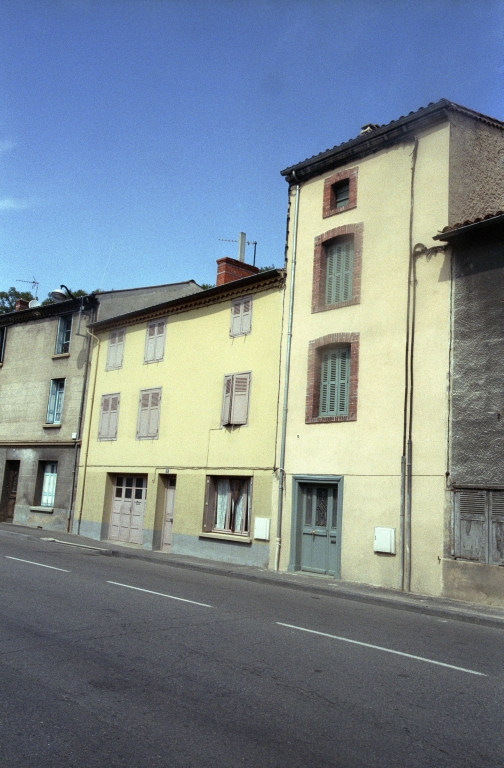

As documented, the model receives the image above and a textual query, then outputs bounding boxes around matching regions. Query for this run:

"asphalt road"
[1,530,503,768]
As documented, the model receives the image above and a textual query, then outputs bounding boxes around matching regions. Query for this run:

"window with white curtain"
[202,476,251,536]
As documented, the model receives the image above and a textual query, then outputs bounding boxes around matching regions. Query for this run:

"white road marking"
[277,622,487,677]
[107,581,212,607]
[5,556,70,572]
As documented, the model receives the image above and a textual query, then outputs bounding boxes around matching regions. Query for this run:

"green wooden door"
[300,485,339,575]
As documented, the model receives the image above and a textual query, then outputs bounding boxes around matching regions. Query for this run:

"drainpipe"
[400,136,418,591]
[67,303,96,532]
[275,177,300,571]
[76,327,101,535]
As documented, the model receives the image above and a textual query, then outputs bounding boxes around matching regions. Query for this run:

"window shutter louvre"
[230,301,243,336]
[456,490,487,562]
[138,391,151,437]
[221,375,233,425]
[154,320,165,361]
[230,373,250,425]
[342,240,353,301]
[145,323,156,362]
[320,349,349,416]
[99,395,110,438]
[109,395,119,438]
[325,239,353,304]
[147,390,161,438]
[241,298,252,334]
[490,491,504,564]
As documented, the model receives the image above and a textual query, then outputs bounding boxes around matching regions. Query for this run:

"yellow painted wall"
[277,123,452,595]
[76,284,283,562]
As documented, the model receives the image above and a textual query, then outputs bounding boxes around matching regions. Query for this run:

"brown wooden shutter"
[230,373,251,425]
[202,476,217,532]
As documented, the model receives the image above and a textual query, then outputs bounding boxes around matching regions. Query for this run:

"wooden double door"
[110,475,147,544]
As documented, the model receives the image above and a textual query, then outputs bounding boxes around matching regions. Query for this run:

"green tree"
[0,287,34,314]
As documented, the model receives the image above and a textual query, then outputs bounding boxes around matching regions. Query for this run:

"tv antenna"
[219,232,257,266]
[16,277,39,299]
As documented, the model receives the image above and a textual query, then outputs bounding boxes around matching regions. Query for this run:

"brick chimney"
[216,257,259,286]
[15,299,29,311]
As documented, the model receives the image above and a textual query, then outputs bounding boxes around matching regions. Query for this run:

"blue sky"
[1,0,502,299]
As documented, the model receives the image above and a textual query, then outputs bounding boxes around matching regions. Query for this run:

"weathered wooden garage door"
[300,484,339,576]
[110,476,147,544]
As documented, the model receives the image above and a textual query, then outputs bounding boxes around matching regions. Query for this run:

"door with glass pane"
[300,484,339,575]
[110,475,147,544]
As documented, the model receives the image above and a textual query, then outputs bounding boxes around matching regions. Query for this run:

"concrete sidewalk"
[2,521,504,630]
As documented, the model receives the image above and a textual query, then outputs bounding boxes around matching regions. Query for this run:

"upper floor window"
[144,319,165,363]
[106,329,125,370]
[319,348,350,417]
[137,388,162,439]
[312,223,363,313]
[325,238,353,305]
[306,334,359,424]
[41,462,58,507]
[98,393,120,440]
[221,372,251,426]
[323,167,357,219]
[55,315,72,355]
[0,327,6,364]
[46,379,65,424]
[202,476,251,536]
[230,296,252,337]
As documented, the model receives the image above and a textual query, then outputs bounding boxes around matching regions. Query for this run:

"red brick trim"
[305,333,359,424]
[323,167,358,219]
[312,223,363,313]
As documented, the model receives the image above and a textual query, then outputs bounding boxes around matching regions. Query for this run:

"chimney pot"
[15,299,30,311]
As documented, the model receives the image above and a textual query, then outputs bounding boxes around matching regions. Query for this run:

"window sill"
[323,202,357,219]
[306,414,357,424]
[199,532,252,544]
[30,506,54,514]
[43,423,62,429]
[52,353,70,359]
[312,296,360,313]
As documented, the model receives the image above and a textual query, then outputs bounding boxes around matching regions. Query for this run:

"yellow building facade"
[274,101,504,598]
[75,266,284,567]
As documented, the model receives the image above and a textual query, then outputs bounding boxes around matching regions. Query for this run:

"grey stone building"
[434,213,504,603]
[0,280,201,531]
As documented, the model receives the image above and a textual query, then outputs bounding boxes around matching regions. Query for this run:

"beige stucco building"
[74,261,285,567]
[273,100,504,601]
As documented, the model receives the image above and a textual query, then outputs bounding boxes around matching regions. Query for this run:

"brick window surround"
[312,223,363,313]
[306,333,359,424]
[323,167,358,219]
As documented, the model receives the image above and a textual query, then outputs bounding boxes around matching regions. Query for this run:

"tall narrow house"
[275,100,504,603]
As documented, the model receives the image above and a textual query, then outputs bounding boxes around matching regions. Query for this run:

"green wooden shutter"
[326,239,353,304]
[319,349,349,416]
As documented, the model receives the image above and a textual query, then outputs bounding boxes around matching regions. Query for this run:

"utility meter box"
[374,527,396,554]
[254,517,270,541]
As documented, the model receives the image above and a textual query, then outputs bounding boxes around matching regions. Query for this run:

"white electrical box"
[71,432,78,440]
[374,527,396,554]
[254,517,270,541]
